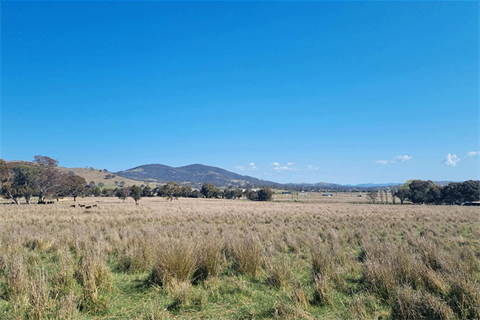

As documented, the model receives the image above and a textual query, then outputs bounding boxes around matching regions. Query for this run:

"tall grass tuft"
[28,269,54,320]
[391,286,455,320]
[229,234,262,277]
[55,291,80,320]
[5,254,29,303]
[149,237,199,288]
[195,236,223,281]
[446,277,480,320]
[264,255,292,290]
[52,247,77,297]
[75,249,111,314]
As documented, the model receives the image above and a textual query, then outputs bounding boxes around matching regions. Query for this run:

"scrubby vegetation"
[0,197,478,319]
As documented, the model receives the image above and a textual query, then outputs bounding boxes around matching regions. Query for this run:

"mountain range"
[116,164,280,188]
[115,163,406,189]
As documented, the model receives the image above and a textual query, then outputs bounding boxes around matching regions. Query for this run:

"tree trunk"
[13,196,20,205]
[73,195,77,202]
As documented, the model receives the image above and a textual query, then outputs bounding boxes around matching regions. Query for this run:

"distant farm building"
[464,201,480,206]
[322,193,333,197]
[282,191,292,195]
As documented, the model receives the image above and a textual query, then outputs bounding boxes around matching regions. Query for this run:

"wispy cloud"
[235,162,257,171]
[395,155,413,162]
[271,162,298,172]
[444,153,460,167]
[467,151,479,157]
[375,155,412,164]
[306,165,320,170]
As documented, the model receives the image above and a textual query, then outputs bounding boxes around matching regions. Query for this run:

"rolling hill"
[116,164,280,188]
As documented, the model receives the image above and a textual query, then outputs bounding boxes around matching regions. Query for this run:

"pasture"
[0,196,479,319]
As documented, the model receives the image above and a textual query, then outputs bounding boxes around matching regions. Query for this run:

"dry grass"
[0,196,478,319]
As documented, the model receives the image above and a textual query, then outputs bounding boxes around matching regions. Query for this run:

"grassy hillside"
[57,167,146,189]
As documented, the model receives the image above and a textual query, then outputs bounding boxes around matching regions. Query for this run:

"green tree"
[92,187,102,197]
[102,188,114,197]
[0,159,9,187]
[33,155,65,202]
[244,188,258,201]
[234,188,243,199]
[142,185,153,197]
[130,185,142,203]
[161,181,180,200]
[1,165,40,204]
[180,185,192,198]
[62,175,87,201]
[201,183,216,198]
[223,189,235,199]
[257,186,273,201]
[115,187,129,202]
[397,183,410,205]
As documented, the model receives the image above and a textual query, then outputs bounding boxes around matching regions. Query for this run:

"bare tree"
[379,189,384,204]
[390,185,397,204]
[366,191,378,204]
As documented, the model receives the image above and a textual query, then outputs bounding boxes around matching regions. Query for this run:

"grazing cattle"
[79,205,85,207]
[70,205,76,208]
[92,205,97,207]
[38,201,46,204]
[85,206,92,209]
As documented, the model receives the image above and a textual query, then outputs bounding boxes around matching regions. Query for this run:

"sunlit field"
[0,196,479,319]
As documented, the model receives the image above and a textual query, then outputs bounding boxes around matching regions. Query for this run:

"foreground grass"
[0,197,478,319]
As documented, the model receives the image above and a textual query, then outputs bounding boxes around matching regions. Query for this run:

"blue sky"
[1,1,479,185]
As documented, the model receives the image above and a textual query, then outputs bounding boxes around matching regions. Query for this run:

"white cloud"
[375,155,412,164]
[235,162,257,171]
[306,165,320,170]
[467,151,479,157]
[395,155,413,162]
[270,162,298,172]
[444,153,460,167]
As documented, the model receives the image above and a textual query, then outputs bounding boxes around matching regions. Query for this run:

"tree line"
[0,157,274,204]
[367,179,479,205]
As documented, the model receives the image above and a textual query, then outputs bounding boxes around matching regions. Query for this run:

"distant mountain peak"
[116,163,278,188]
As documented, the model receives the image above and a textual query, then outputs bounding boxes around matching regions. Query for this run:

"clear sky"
[1,1,479,185]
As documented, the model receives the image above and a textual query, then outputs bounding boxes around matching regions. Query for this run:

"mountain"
[345,183,401,188]
[286,182,343,189]
[116,164,280,188]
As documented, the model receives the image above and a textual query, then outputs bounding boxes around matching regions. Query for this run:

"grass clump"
[391,286,455,320]
[75,249,112,314]
[229,234,262,277]
[149,237,199,289]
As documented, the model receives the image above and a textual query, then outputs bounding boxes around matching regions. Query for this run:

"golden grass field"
[0,195,479,319]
